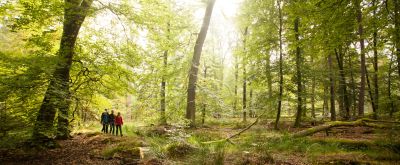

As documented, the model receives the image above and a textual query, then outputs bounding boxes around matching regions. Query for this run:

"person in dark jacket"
[108,110,116,135]
[115,112,123,136]
[100,109,109,133]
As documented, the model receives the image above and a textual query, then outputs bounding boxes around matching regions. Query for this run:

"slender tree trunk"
[242,27,248,123]
[335,48,350,120]
[328,54,336,121]
[160,23,170,125]
[355,0,366,117]
[365,66,377,118]
[275,0,283,129]
[160,49,168,125]
[372,0,379,120]
[32,0,93,142]
[323,84,328,118]
[394,0,400,76]
[302,84,307,118]
[348,54,357,119]
[242,63,247,122]
[234,56,238,116]
[186,0,216,127]
[311,57,316,119]
[201,67,207,125]
[294,17,303,127]
[249,88,253,118]
[389,50,395,117]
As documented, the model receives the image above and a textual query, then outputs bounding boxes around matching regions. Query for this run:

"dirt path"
[1,133,128,165]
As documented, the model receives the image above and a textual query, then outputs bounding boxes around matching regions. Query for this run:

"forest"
[0,0,400,164]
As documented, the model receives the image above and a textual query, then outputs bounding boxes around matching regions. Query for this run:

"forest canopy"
[0,0,400,164]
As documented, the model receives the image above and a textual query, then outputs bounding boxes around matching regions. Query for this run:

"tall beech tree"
[355,0,366,117]
[186,0,216,126]
[275,0,284,130]
[33,0,93,141]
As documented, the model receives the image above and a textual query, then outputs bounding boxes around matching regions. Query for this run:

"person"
[100,109,109,133]
[115,112,123,136]
[108,110,116,135]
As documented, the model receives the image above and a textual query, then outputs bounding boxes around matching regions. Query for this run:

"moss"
[102,140,143,159]
[166,142,196,158]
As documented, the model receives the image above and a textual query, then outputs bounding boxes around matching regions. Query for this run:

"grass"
[70,120,400,164]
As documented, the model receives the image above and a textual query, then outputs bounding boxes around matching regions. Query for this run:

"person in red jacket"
[115,112,123,136]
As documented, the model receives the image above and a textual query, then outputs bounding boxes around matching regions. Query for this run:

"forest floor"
[1,118,400,164]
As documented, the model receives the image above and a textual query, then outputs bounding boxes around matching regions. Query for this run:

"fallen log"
[291,118,400,138]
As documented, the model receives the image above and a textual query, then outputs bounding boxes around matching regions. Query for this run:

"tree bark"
[328,54,336,121]
[388,50,395,117]
[348,54,357,119]
[160,23,170,125]
[372,0,379,120]
[355,0,366,117]
[201,67,207,125]
[242,27,248,123]
[160,49,168,125]
[365,66,377,118]
[394,0,400,77]
[249,88,253,118]
[186,0,216,127]
[323,84,328,118]
[294,17,303,127]
[275,0,284,130]
[311,57,316,119]
[334,48,350,120]
[234,56,238,116]
[32,0,93,142]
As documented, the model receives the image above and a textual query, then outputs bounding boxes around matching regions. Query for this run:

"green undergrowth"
[102,140,144,159]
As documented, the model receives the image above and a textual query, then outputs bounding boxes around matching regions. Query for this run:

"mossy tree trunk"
[33,0,93,142]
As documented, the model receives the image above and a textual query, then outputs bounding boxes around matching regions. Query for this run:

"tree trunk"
[394,0,400,77]
[186,0,216,127]
[328,54,336,121]
[372,0,379,120]
[243,62,247,123]
[275,0,284,130]
[323,84,328,118]
[365,66,377,118]
[335,48,350,120]
[311,57,316,119]
[355,0,366,117]
[234,56,238,116]
[242,27,249,123]
[389,50,395,117]
[201,67,207,125]
[32,0,93,142]
[249,88,253,118]
[348,54,357,119]
[160,23,170,125]
[291,118,400,138]
[294,17,303,127]
[160,49,168,125]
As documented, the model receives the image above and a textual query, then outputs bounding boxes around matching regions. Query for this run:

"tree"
[355,0,366,117]
[186,0,216,127]
[275,0,284,130]
[293,17,303,127]
[33,0,93,142]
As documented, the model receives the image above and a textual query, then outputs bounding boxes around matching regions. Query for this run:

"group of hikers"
[100,109,124,136]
